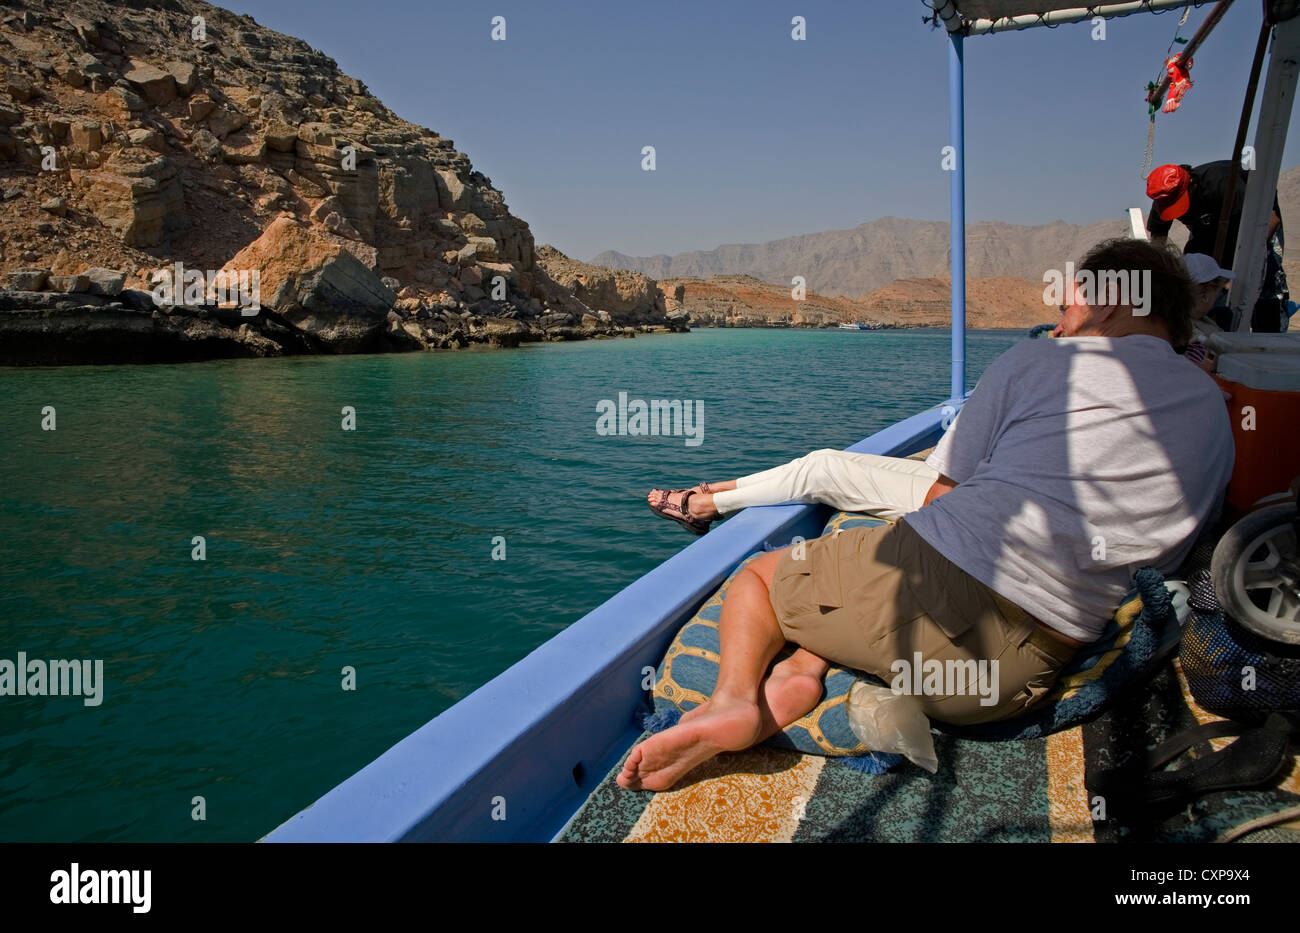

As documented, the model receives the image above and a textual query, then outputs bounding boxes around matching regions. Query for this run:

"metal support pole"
[948,31,966,399]
[1229,15,1300,330]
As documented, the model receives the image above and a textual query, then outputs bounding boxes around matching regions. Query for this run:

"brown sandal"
[648,488,711,535]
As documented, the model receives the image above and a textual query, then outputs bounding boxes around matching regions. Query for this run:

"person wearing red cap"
[1145,161,1287,332]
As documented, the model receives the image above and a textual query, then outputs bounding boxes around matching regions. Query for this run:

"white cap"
[1183,253,1234,284]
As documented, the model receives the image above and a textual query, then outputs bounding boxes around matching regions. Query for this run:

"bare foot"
[616,697,763,791]
[762,668,826,730]
[678,701,709,724]
[681,652,826,727]
[687,490,718,521]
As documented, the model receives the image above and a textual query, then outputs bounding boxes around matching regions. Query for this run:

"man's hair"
[1077,237,1194,349]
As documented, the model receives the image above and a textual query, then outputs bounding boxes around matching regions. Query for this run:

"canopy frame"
[935,0,1299,393]
[932,0,1216,36]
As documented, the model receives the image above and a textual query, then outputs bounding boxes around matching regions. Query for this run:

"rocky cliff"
[0,0,677,364]
[535,244,681,329]
[662,275,869,328]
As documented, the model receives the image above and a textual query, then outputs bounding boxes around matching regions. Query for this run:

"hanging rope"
[1141,115,1156,179]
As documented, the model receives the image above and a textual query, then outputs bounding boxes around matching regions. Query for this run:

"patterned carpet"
[557,659,1300,843]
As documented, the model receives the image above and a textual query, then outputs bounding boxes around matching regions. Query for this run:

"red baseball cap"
[1147,164,1191,221]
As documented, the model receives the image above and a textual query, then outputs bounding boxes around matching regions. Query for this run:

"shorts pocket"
[927,604,973,641]
[1003,641,1065,711]
[771,553,818,624]
[807,543,845,610]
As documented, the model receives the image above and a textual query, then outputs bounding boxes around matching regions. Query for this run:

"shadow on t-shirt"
[896,335,1234,643]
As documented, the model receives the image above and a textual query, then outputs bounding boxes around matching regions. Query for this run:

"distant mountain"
[595,166,1300,298]
[594,217,1123,299]
[859,275,1049,329]
[1279,164,1300,232]
[1279,165,1300,282]
[663,273,1048,330]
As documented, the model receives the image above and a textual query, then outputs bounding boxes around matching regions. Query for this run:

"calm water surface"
[0,327,1021,840]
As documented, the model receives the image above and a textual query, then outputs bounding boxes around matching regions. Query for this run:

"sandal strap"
[653,488,691,518]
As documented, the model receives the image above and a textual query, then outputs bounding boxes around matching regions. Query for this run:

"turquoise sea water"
[0,327,1021,841]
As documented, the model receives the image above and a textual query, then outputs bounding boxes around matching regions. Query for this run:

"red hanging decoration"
[1163,55,1193,113]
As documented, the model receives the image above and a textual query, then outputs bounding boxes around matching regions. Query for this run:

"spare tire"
[1210,503,1300,645]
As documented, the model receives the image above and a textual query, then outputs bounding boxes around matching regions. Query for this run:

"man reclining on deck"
[618,238,1234,792]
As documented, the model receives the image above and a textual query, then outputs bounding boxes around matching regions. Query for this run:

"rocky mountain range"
[600,166,1300,327]
[596,216,1127,300]
[0,0,678,365]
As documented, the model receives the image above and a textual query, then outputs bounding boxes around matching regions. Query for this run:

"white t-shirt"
[903,335,1234,642]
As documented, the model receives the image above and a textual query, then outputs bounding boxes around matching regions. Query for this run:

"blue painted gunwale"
[263,401,959,842]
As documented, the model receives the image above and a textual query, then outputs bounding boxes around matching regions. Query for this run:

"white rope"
[1141,116,1156,180]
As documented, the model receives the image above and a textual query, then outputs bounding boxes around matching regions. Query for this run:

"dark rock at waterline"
[0,302,262,366]
[0,289,113,312]
[0,289,687,366]
[538,311,576,330]
[479,316,530,348]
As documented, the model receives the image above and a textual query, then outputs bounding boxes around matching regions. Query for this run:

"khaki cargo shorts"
[768,519,1076,725]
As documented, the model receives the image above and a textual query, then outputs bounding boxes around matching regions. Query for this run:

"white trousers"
[710,449,939,521]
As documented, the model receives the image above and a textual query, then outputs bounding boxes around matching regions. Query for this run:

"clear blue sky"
[224,0,1296,261]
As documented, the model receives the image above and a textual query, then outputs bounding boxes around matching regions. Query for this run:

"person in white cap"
[1181,253,1233,370]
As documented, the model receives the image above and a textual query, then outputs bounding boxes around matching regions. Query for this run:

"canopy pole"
[1228,13,1300,331]
[948,30,966,400]
[1212,19,1269,269]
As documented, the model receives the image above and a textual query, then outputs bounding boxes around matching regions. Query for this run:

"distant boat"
[838,322,881,330]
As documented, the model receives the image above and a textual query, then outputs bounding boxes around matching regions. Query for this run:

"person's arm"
[922,474,958,505]
[1147,205,1172,246]
[923,343,1019,489]
[1269,210,1281,240]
